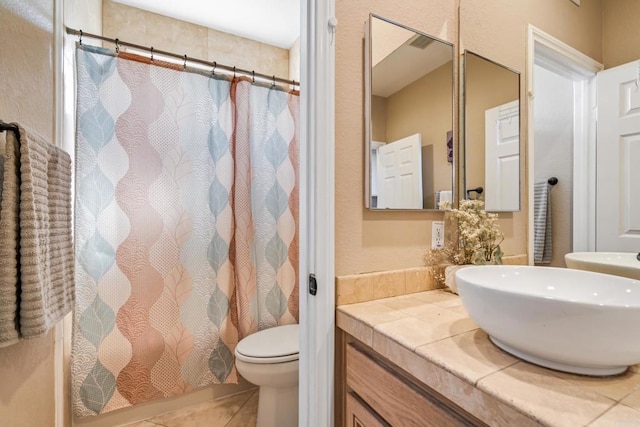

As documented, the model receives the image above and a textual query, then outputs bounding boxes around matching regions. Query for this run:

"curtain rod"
[65,27,298,88]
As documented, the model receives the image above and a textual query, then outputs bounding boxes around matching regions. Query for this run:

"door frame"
[299,1,336,426]
[526,25,603,264]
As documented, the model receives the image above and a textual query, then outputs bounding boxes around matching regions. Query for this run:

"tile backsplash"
[335,254,528,306]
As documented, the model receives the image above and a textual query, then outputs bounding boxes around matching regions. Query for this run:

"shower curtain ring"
[272,75,276,87]
[252,71,255,84]
[211,61,216,76]
[233,66,236,78]
[183,54,188,70]
[150,47,154,61]
[79,30,83,45]
[115,38,120,53]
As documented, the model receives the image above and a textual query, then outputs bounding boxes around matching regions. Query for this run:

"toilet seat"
[235,324,299,364]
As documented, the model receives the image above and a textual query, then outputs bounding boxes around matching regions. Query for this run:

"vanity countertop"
[337,290,640,426]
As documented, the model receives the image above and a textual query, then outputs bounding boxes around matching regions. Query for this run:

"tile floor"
[124,389,258,427]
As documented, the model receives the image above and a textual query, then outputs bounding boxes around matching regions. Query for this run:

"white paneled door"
[376,133,423,209]
[485,100,520,211]
[597,60,640,251]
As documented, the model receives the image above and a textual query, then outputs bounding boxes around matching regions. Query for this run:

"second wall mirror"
[365,14,455,210]
[463,50,521,211]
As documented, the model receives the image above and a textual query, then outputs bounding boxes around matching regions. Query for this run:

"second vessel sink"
[455,265,640,376]
[565,252,640,280]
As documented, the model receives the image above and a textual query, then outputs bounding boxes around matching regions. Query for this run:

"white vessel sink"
[455,265,640,376]
[565,252,640,280]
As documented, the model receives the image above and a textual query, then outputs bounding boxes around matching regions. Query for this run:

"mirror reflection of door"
[365,14,454,210]
[375,134,423,209]
[464,50,521,212]
[485,100,520,211]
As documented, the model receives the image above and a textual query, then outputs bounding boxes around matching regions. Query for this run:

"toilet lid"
[235,324,299,363]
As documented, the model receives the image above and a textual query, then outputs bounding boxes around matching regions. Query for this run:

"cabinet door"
[346,392,389,427]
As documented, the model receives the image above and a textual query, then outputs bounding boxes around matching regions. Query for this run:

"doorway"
[527,26,603,266]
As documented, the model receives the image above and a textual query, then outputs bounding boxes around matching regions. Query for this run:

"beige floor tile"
[478,362,617,426]
[122,421,162,427]
[589,403,640,426]
[226,390,259,427]
[416,329,518,384]
[147,390,254,427]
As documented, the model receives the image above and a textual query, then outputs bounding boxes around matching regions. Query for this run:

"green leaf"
[80,233,115,282]
[79,360,116,414]
[79,295,116,347]
[265,234,287,270]
[265,285,287,321]
[265,183,288,219]
[207,232,229,272]
[207,286,229,326]
[78,168,114,216]
[208,178,229,217]
[208,341,234,382]
[79,103,115,154]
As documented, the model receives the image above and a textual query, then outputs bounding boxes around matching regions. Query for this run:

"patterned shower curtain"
[72,45,299,417]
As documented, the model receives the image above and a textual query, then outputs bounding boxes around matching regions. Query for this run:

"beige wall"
[385,62,454,196]
[460,0,603,258]
[335,0,458,276]
[603,0,640,69]
[464,54,519,191]
[103,0,289,80]
[0,0,63,425]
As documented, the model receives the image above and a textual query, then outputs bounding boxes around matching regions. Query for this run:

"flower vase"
[444,265,471,294]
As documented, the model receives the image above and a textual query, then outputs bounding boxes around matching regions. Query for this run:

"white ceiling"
[112,0,300,49]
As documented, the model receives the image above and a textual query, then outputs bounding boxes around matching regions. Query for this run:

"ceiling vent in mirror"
[407,34,434,50]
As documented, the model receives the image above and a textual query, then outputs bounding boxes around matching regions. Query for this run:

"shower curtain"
[72,44,299,417]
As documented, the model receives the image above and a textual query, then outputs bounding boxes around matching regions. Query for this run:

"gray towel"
[0,132,21,347]
[17,124,74,338]
[534,180,552,264]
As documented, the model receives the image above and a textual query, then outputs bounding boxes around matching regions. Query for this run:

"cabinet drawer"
[346,392,389,427]
[346,342,479,427]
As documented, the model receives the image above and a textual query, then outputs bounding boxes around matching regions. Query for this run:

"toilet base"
[256,385,298,427]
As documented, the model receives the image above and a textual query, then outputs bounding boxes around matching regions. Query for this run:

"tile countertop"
[336,290,640,427]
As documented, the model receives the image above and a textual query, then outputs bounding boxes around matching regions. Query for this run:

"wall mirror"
[463,50,521,211]
[365,14,455,210]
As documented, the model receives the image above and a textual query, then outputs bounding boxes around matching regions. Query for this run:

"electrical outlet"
[432,221,445,249]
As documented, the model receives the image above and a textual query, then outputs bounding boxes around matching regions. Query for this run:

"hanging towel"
[534,180,553,264]
[16,124,74,338]
[0,132,21,347]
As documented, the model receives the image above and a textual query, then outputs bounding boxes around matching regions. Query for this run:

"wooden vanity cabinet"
[338,332,485,427]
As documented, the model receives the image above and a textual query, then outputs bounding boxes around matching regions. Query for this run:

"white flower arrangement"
[426,200,504,283]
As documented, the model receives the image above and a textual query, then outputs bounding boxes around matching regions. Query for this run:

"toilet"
[235,324,299,427]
